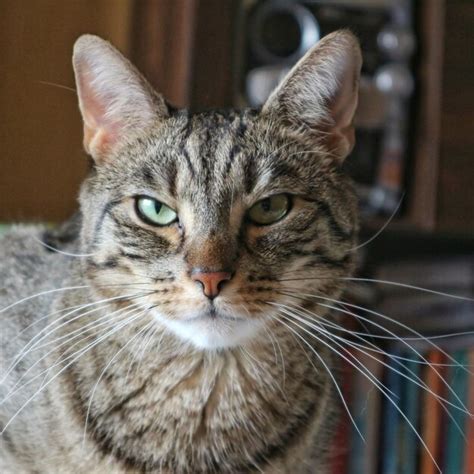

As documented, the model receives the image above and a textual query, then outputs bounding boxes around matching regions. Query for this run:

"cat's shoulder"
[0,224,51,263]
[0,215,81,262]
[0,224,73,304]
[0,224,77,345]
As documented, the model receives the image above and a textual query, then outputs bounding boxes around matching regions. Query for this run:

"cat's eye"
[248,194,291,226]
[135,196,178,226]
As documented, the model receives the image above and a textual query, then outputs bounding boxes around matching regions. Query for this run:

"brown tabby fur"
[0,31,361,473]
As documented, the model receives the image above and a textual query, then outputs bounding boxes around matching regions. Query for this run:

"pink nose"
[191,271,232,299]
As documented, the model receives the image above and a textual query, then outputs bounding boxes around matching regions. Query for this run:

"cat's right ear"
[73,35,169,162]
[262,30,362,162]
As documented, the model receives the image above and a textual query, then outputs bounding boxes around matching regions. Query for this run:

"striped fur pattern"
[0,31,361,473]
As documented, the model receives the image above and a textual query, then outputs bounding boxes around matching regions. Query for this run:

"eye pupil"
[248,194,291,226]
[135,196,177,227]
[261,199,271,212]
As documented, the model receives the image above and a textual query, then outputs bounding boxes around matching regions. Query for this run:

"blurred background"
[0,1,473,472]
[1,0,473,233]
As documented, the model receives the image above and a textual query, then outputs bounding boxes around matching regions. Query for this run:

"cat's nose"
[191,270,232,299]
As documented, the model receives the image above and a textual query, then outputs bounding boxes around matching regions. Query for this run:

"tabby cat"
[0,30,361,473]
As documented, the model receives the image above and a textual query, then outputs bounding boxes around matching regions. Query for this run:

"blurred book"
[331,356,353,474]
[443,350,469,474]
[379,348,402,474]
[419,351,446,474]
[464,349,474,474]
[332,342,473,473]
[398,355,421,474]
[347,350,383,474]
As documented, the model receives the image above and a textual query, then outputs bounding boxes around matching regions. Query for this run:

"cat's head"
[73,31,361,350]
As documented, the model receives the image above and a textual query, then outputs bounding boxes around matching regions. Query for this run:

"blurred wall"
[0,0,133,222]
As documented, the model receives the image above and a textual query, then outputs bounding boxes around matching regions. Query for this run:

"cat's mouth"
[151,305,265,349]
[187,306,244,322]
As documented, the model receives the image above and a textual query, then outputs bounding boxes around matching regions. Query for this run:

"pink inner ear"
[325,65,359,158]
[77,64,123,159]
[331,86,357,132]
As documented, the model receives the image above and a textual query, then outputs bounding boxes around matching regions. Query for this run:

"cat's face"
[74,32,361,349]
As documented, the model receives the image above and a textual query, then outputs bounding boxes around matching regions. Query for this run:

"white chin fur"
[152,310,264,350]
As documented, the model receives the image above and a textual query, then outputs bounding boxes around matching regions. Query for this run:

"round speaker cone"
[249,1,320,64]
[261,11,301,58]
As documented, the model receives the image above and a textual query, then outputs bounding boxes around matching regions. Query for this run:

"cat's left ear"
[73,35,169,162]
[263,30,362,161]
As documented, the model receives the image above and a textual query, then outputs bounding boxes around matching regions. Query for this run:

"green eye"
[248,194,291,225]
[135,197,178,226]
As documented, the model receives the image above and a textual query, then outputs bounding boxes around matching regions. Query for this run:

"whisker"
[272,311,321,382]
[265,310,365,443]
[0,281,156,315]
[262,324,285,388]
[277,300,469,366]
[46,305,148,374]
[274,308,442,473]
[343,277,474,303]
[15,299,124,341]
[37,80,76,93]
[31,300,148,352]
[348,193,404,252]
[12,281,155,340]
[82,316,156,445]
[274,275,474,303]
[271,330,286,390]
[132,325,162,380]
[37,322,115,393]
[253,303,287,400]
[123,321,158,385]
[277,302,468,433]
[1,292,153,384]
[279,290,472,414]
[2,303,148,401]
[0,286,91,314]
[0,309,149,433]
[31,236,96,258]
[2,302,113,385]
[239,346,262,378]
[243,302,287,390]
[274,305,396,397]
[330,332,467,439]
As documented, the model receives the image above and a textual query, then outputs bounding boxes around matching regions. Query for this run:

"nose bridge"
[186,230,236,273]
[183,192,237,272]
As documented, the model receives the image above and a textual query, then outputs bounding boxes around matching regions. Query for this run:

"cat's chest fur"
[0,227,334,474]
[53,299,331,474]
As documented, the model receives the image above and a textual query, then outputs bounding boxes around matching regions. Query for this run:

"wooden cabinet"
[408,0,474,234]
[436,1,474,233]
[0,0,133,222]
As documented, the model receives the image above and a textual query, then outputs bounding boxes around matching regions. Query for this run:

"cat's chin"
[151,309,265,350]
